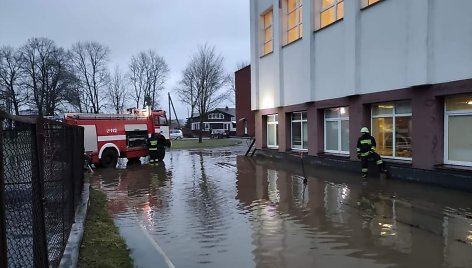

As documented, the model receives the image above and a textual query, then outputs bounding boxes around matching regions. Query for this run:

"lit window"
[324,107,349,154]
[361,0,382,9]
[262,9,273,55]
[286,0,303,44]
[291,111,308,150]
[371,101,412,159]
[445,94,472,166]
[320,0,344,29]
[267,114,279,148]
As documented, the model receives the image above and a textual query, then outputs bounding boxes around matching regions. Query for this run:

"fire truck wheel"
[100,148,118,168]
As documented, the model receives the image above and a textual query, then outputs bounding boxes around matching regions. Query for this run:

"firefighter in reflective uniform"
[147,134,159,163]
[155,131,168,161]
[357,127,388,178]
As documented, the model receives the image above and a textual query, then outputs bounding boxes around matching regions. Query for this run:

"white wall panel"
[282,41,310,106]
[258,54,277,109]
[359,0,408,94]
[432,0,472,84]
[313,23,346,101]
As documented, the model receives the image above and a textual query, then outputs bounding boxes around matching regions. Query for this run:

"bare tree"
[0,46,25,115]
[70,41,110,113]
[178,44,231,143]
[107,66,128,113]
[176,60,198,126]
[19,37,75,116]
[128,50,169,109]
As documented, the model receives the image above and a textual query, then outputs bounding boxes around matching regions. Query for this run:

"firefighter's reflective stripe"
[356,148,360,152]
[361,152,370,157]
[360,139,372,145]
[362,168,368,172]
[376,160,383,165]
[149,140,158,150]
[371,147,376,152]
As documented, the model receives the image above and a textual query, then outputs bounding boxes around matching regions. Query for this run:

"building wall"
[252,0,472,107]
[250,0,472,175]
[235,66,255,137]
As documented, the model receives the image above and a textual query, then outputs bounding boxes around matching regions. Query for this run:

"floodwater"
[90,142,472,268]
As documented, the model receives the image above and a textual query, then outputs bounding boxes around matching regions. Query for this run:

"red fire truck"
[64,109,170,168]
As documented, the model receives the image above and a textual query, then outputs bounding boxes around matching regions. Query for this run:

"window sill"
[259,51,273,59]
[318,152,350,159]
[314,18,343,33]
[435,164,472,173]
[361,0,384,11]
[382,158,412,167]
[282,37,302,48]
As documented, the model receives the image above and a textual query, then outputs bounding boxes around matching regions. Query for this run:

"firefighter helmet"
[360,127,369,133]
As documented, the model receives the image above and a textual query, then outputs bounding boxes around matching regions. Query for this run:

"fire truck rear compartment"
[126,130,148,148]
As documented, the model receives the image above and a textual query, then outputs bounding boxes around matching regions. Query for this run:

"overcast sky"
[0,0,250,119]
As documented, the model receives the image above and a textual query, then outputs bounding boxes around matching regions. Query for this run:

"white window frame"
[371,102,412,160]
[444,98,472,167]
[319,0,344,29]
[261,9,273,56]
[284,0,303,45]
[324,107,349,154]
[208,113,224,120]
[267,114,279,149]
[291,111,308,151]
[361,0,381,9]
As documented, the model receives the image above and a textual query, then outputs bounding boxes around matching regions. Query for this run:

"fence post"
[32,118,49,267]
[0,118,8,268]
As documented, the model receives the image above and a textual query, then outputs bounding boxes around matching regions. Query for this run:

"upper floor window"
[262,9,273,55]
[286,0,303,44]
[320,0,344,29]
[361,0,381,8]
[208,113,224,120]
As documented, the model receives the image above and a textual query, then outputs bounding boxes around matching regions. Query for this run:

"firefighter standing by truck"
[357,127,388,178]
[147,134,159,163]
[147,131,169,164]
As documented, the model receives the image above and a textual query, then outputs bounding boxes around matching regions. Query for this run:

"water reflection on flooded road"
[91,147,472,268]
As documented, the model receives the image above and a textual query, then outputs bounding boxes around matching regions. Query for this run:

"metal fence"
[0,110,84,268]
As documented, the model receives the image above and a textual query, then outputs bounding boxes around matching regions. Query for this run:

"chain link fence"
[0,110,84,268]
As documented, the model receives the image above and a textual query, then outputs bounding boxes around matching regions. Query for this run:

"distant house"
[188,107,236,136]
[235,65,254,137]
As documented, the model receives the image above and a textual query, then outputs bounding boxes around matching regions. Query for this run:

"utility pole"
[168,92,181,129]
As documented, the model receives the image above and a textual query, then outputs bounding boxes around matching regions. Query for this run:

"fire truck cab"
[64,109,170,168]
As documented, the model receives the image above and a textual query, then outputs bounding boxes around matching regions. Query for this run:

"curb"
[59,183,90,268]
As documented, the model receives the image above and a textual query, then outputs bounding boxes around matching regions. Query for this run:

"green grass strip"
[78,188,133,268]
[170,138,242,149]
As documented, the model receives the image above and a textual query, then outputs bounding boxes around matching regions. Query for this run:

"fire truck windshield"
[154,115,167,126]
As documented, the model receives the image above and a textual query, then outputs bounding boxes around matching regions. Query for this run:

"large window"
[361,0,381,8]
[324,107,349,154]
[371,101,412,159]
[262,9,273,55]
[445,94,472,166]
[291,111,308,150]
[320,0,344,29]
[267,114,279,148]
[286,0,303,44]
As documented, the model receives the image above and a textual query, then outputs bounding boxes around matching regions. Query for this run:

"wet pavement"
[90,141,472,268]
